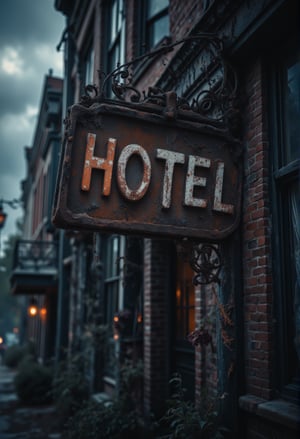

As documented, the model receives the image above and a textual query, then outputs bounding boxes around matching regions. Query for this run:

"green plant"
[113,309,133,336]
[17,353,37,370]
[119,358,143,410]
[64,358,145,439]
[52,353,90,420]
[14,358,53,405]
[3,344,25,368]
[65,399,139,439]
[158,374,223,439]
[3,340,36,369]
[52,324,109,423]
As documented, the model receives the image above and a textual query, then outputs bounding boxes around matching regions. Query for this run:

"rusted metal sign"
[52,101,242,240]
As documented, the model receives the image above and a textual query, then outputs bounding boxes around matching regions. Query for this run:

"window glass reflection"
[285,60,300,162]
[175,256,195,339]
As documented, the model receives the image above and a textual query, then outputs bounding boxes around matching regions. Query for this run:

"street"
[0,364,61,439]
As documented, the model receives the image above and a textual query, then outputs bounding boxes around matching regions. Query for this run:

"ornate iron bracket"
[177,240,222,285]
[77,33,238,283]
[190,243,222,285]
[79,32,240,137]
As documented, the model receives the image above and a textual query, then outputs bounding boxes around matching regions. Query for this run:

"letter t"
[156,149,185,208]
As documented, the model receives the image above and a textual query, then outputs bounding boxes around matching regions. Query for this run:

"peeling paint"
[117,144,151,201]
[213,162,234,214]
[53,103,241,240]
[184,155,211,208]
[81,133,116,196]
[156,148,185,209]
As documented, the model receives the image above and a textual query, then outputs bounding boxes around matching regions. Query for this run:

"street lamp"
[40,307,47,321]
[0,198,21,253]
[0,198,21,229]
[0,203,7,230]
[28,298,38,317]
[27,299,47,320]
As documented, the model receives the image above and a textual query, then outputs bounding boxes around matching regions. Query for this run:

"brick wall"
[125,0,136,63]
[170,0,204,39]
[242,57,274,400]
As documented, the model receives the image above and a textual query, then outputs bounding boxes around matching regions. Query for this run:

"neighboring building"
[11,0,299,438]
[10,73,63,362]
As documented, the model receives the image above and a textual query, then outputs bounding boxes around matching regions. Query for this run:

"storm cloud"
[0,0,64,248]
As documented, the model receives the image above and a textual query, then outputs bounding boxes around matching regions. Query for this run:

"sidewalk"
[0,364,62,439]
[0,364,17,403]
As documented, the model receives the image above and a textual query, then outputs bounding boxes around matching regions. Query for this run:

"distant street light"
[0,203,7,230]
[0,198,22,254]
[28,298,38,317]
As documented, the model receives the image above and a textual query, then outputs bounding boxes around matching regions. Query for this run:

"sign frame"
[52,99,242,241]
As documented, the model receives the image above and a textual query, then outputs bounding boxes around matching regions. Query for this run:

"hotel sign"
[52,102,242,240]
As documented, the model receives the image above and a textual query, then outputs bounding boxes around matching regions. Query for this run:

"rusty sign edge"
[52,101,242,240]
[52,204,242,241]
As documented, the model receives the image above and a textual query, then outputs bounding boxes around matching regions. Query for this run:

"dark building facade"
[10,73,63,361]
[53,0,300,437]
[12,0,299,438]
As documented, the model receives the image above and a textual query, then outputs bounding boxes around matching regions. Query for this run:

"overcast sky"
[0,0,65,252]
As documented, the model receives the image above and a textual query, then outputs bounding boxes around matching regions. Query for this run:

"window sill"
[103,375,116,387]
[239,394,300,431]
[92,392,112,405]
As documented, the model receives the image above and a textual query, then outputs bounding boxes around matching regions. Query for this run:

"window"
[104,235,124,325]
[284,59,300,162]
[103,235,125,378]
[106,0,125,73]
[81,14,95,87]
[83,43,94,86]
[103,0,125,98]
[141,0,169,53]
[42,170,49,228]
[270,43,300,400]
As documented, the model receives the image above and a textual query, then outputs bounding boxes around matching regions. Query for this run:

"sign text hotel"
[52,103,241,240]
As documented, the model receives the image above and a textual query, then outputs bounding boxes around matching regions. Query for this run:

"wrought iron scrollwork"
[190,243,222,285]
[176,240,222,285]
[79,33,239,136]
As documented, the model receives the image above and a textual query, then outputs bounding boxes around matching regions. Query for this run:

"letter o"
[117,144,151,200]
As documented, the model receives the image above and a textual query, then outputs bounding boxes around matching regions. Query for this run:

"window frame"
[103,0,126,98]
[102,234,125,379]
[170,245,195,401]
[83,42,95,86]
[139,0,169,54]
[103,234,125,325]
[269,39,300,401]
[175,255,196,342]
[80,14,95,89]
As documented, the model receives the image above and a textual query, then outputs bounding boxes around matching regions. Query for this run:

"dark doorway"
[171,247,195,401]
